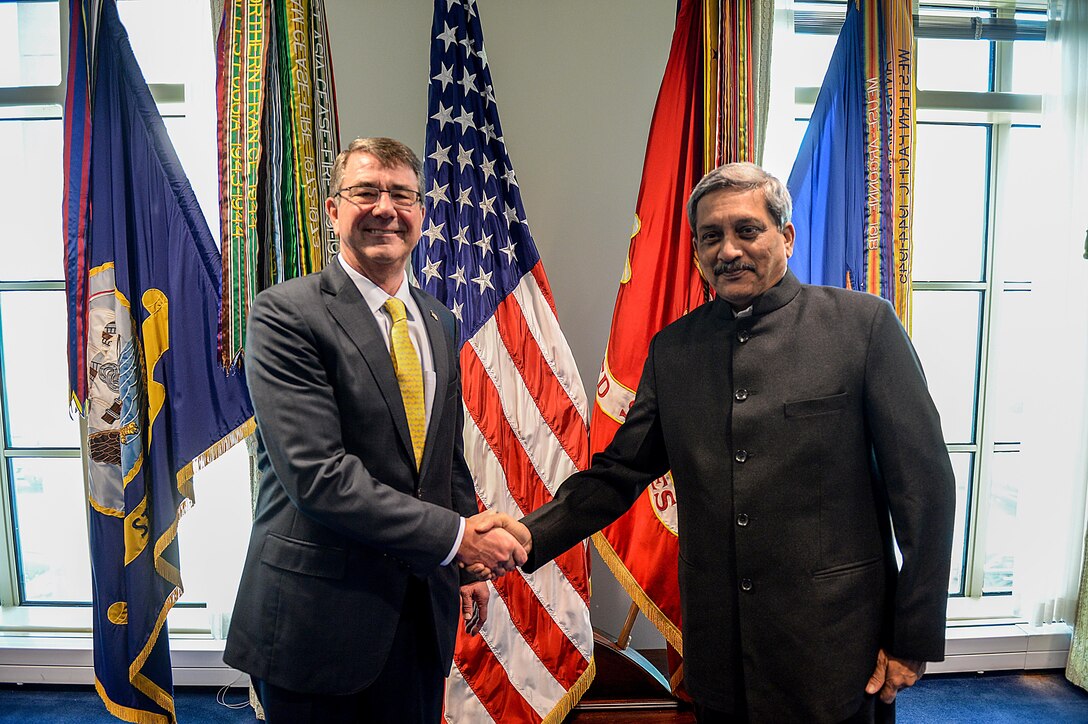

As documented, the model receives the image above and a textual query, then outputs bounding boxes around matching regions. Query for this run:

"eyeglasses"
[335,185,422,208]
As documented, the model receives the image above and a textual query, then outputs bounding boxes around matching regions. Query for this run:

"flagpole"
[616,601,641,651]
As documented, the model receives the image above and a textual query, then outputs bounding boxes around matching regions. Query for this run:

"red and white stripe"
[444,264,594,723]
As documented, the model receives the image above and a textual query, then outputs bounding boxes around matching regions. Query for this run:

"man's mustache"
[713,261,756,275]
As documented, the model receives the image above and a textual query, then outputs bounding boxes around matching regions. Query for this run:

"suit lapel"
[412,286,450,478]
[321,263,416,471]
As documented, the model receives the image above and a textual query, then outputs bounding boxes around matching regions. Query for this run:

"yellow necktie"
[383,297,425,469]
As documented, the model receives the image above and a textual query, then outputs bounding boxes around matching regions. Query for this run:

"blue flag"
[64,1,254,721]
[786,1,917,323]
[786,2,866,291]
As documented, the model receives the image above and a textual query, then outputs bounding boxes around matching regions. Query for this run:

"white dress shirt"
[337,255,465,565]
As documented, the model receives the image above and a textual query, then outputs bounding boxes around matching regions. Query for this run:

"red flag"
[590,0,761,669]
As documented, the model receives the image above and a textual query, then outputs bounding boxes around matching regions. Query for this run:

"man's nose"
[371,191,398,216]
[717,235,742,260]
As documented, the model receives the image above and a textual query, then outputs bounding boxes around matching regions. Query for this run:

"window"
[767,1,1054,621]
[0,0,249,633]
[0,0,82,609]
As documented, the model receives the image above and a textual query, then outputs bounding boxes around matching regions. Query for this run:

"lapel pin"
[429,310,439,322]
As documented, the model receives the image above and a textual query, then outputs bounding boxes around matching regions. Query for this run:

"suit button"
[740,578,753,592]
[734,449,748,463]
[734,389,748,402]
[737,330,750,343]
[736,513,749,527]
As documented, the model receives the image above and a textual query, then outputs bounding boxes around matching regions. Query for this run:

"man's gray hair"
[329,137,424,198]
[686,162,793,232]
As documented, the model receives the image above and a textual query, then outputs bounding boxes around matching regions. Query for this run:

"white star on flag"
[455,186,473,211]
[470,267,493,292]
[458,68,477,95]
[432,62,454,91]
[431,102,454,131]
[499,241,517,264]
[449,265,467,289]
[453,106,475,133]
[457,144,474,172]
[428,141,452,169]
[422,218,445,245]
[479,193,496,218]
[435,22,457,51]
[452,226,470,250]
[480,156,496,181]
[473,231,492,257]
[503,202,520,225]
[426,179,449,205]
[421,257,443,283]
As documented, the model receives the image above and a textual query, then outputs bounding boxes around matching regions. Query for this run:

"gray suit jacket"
[522,270,956,721]
[223,261,476,694]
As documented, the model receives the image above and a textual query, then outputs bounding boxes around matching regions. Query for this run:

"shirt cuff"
[441,516,466,567]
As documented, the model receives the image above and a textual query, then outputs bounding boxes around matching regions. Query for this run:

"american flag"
[412,1,596,721]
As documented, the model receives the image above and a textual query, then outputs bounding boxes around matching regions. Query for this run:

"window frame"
[788,1,1048,620]
[0,0,80,610]
[0,0,203,627]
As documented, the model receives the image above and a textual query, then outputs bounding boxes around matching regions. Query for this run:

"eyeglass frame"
[333,184,423,208]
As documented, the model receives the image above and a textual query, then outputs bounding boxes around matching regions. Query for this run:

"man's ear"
[783,222,796,259]
[325,196,339,234]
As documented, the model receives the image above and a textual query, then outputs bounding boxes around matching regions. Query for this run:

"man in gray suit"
[224,137,525,723]
[479,163,957,723]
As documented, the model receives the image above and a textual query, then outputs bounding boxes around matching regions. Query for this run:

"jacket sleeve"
[522,337,671,572]
[864,301,957,662]
[246,286,462,571]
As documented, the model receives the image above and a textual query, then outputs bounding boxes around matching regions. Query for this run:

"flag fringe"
[94,676,173,724]
[591,532,683,654]
[127,584,182,690]
[88,494,124,518]
[132,671,177,723]
[541,654,596,724]
[153,499,190,590]
[112,416,254,723]
[174,416,256,496]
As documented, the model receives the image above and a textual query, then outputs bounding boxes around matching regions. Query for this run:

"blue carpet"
[0,672,1086,722]
[0,684,254,723]
[897,671,1088,723]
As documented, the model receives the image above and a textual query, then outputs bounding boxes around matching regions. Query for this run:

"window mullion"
[0,473,18,606]
[964,34,1016,601]
[0,347,19,606]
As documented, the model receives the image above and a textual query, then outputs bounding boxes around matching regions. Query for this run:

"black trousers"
[253,578,443,724]
[695,694,894,723]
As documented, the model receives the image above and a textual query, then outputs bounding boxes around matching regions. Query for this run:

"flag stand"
[570,603,689,713]
[616,601,641,650]
[573,630,677,713]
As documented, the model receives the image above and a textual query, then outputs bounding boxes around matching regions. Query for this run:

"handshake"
[454,511,533,581]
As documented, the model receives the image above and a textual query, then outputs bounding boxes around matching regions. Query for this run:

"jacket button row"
[734,449,748,463]
[740,578,753,592]
[736,513,749,527]
[737,330,750,343]
[734,389,748,402]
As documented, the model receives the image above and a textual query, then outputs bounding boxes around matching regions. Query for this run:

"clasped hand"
[454,511,533,581]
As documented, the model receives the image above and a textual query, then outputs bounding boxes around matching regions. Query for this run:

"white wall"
[325,0,677,649]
